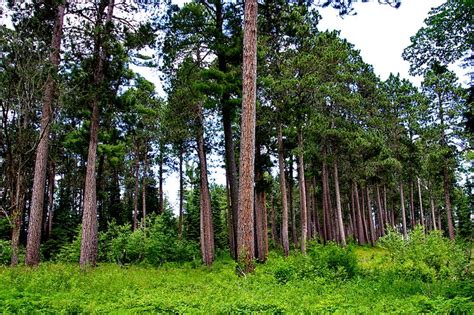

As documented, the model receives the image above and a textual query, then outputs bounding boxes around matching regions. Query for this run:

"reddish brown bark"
[80,0,114,267]
[366,187,375,246]
[443,167,455,240]
[25,2,65,266]
[237,0,258,273]
[353,182,366,244]
[297,131,308,253]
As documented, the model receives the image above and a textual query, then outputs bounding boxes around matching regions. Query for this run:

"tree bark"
[333,159,346,246]
[80,0,114,268]
[297,131,308,253]
[158,148,164,214]
[197,105,214,266]
[399,181,408,240]
[25,2,65,266]
[11,170,24,266]
[142,146,148,226]
[178,146,184,239]
[277,123,289,256]
[47,162,55,239]
[366,187,375,246]
[237,0,258,273]
[288,155,297,246]
[429,188,437,230]
[417,177,424,229]
[409,181,416,228]
[133,147,139,230]
[443,166,455,240]
[376,185,384,236]
[270,193,277,245]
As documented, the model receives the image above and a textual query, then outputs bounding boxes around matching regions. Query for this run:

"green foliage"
[0,240,12,265]
[56,217,199,266]
[272,242,358,283]
[378,226,469,281]
[0,247,472,313]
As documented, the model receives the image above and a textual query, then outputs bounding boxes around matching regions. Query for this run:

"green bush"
[378,226,469,281]
[0,239,12,265]
[271,241,358,283]
[56,216,199,265]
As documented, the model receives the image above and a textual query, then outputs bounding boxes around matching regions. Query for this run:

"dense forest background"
[0,0,472,272]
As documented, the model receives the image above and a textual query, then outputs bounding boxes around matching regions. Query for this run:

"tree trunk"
[270,193,277,245]
[429,189,437,230]
[142,146,148,226]
[417,177,424,229]
[376,185,384,236]
[288,155,297,246]
[80,0,114,268]
[197,105,214,266]
[366,187,375,245]
[11,170,24,266]
[47,162,55,239]
[399,181,408,240]
[255,181,267,261]
[158,149,164,214]
[178,146,184,239]
[133,148,139,230]
[277,123,289,256]
[409,181,416,228]
[443,167,455,240]
[237,0,258,273]
[297,131,308,253]
[25,2,65,266]
[333,159,346,246]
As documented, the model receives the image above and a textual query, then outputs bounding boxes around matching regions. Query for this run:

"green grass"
[0,247,472,313]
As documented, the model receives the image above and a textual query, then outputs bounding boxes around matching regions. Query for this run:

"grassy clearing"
[0,246,472,313]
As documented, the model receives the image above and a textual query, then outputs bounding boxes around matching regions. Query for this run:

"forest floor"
[0,247,472,313]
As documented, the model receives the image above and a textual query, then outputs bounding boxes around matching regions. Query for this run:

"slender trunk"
[270,193,277,245]
[383,185,389,228]
[399,181,408,240]
[25,2,65,266]
[47,162,55,239]
[80,0,114,268]
[178,146,184,239]
[429,189,437,230]
[11,170,24,266]
[297,130,308,253]
[158,149,164,214]
[443,167,455,240]
[376,185,384,236]
[133,149,139,230]
[288,155,297,246]
[237,0,258,273]
[333,159,346,246]
[312,177,320,238]
[409,181,416,228]
[417,177,424,229]
[277,123,289,256]
[142,147,148,226]
[197,105,214,266]
[255,146,266,262]
[366,187,375,246]
[360,185,369,243]
[306,178,313,240]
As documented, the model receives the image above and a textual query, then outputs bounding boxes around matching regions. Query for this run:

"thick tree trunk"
[297,131,308,253]
[178,146,184,239]
[277,124,289,256]
[399,181,408,240]
[443,167,455,240]
[197,105,214,266]
[25,2,65,266]
[80,0,114,268]
[333,159,346,246]
[417,177,424,229]
[237,0,258,273]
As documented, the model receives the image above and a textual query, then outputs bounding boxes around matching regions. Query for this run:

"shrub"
[0,239,12,265]
[378,225,469,281]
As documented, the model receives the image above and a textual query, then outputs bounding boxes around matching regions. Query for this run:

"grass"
[0,247,472,313]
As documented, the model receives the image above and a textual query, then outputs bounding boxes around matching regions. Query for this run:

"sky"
[152,0,450,212]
